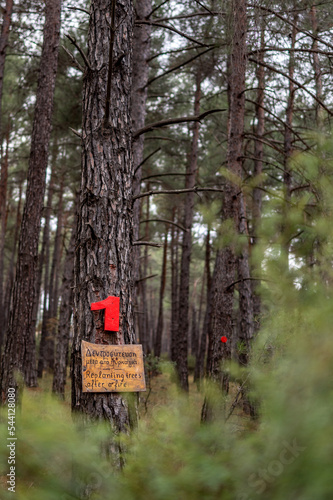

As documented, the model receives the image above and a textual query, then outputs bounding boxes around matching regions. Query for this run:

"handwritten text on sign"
[81,341,146,392]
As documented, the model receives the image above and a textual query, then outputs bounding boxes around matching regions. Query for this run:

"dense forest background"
[1,0,333,498]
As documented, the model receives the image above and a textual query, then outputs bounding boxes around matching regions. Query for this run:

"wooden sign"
[90,296,120,331]
[81,341,146,392]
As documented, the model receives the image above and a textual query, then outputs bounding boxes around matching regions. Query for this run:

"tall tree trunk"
[237,193,254,365]
[37,163,57,378]
[154,227,168,357]
[132,0,151,355]
[283,12,298,263]
[52,197,78,398]
[71,0,135,434]
[46,175,64,370]
[33,145,57,353]
[170,207,179,362]
[0,0,61,398]
[132,0,151,274]
[194,228,211,383]
[204,0,247,402]
[137,189,151,353]
[2,178,22,341]
[310,5,324,128]
[176,72,201,392]
[0,122,9,345]
[0,0,13,140]
[252,24,265,331]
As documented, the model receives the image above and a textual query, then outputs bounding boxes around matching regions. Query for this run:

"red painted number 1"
[90,296,120,331]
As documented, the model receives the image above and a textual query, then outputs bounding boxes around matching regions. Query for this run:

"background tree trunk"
[0,0,13,138]
[176,72,201,391]
[71,0,135,434]
[154,227,168,357]
[170,207,179,362]
[204,0,247,406]
[0,0,61,398]
[194,228,211,383]
[52,197,78,398]
[0,123,9,345]
[252,23,265,331]
[37,162,57,378]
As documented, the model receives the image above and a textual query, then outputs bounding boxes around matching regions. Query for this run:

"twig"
[136,274,158,283]
[133,241,162,248]
[135,20,208,48]
[134,148,161,175]
[66,34,91,70]
[69,127,82,138]
[140,218,188,231]
[147,0,170,19]
[133,186,224,201]
[133,109,226,138]
[146,46,216,88]
[142,172,189,181]
[61,45,84,72]
[67,6,90,15]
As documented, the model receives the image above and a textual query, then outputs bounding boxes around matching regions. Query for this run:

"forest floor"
[0,366,256,496]
[24,365,255,433]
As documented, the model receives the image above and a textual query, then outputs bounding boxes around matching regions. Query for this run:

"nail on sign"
[90,296,120,331]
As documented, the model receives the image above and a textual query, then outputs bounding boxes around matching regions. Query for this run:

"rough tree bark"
[176,72,201,392]
[71,0,135,433]
[203,0,247,409]
[0,0,61,398]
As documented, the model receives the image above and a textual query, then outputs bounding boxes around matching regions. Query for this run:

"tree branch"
[246,98,310,149]
[155,11,221,22]
[66,6,90,15]
[66,34,91,70]
[135,20,208,48]
[142,172,189,181]
[61,45,84,72]
[248,3,333,52]
[69,127,82,138]
[133,186,224,201]
[133,109,226,138]
[249,58,333,116]
[147,0,169,19]
[146,46,216,88]
[134,148,161,175]
[133,241,162,248]
[140,218,188,231]
[136,274,158,283]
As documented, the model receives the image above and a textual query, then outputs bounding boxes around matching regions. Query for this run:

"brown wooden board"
[81,341,146,392]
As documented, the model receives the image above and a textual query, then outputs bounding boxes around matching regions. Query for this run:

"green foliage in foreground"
[1,137,333,499]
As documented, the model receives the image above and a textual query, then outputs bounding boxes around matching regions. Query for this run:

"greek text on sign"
[81,341,146,392]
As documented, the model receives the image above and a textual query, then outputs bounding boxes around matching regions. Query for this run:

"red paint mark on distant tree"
[221,336,227,343]
[91,296,120,331]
